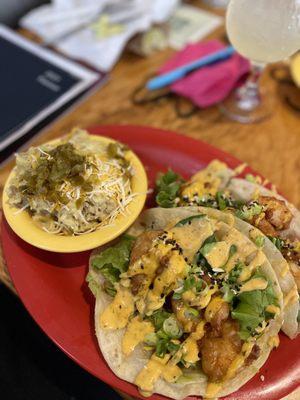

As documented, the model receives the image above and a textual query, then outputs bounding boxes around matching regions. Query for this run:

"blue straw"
[147,46,235,91]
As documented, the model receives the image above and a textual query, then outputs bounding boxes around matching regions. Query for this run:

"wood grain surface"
[0,1,299,399]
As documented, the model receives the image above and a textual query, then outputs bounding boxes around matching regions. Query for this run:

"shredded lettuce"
[177,370,202,384]
[221,283,234,302]
[91,234,135,295]
[235,203,263,220]
[231,274,278,340]
[92,234,135,272]
[220,244,238,270]
[267,236,285,251]
[220,262,244,302]
[155,169,185,208]
[245,174,257,183]
[200,234,217,247]
[227,262,244,285]
[86,271,99,296]
[193,234,217,273]
[175,214,205,227]
[216,191,227,210]
[200,242,217,257]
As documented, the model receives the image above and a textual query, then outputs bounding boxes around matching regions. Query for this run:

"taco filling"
[88,212,282,398]
[155,161,300,298]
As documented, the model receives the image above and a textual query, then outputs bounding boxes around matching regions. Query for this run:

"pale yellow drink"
[227,0,300,63]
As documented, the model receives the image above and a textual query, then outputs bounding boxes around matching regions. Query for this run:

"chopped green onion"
[157,330,169,340]
[254,235,265,248]
[195,279,204,292]
[149,310,171,330]
[184,276,196,291]
[189,264,202,275]
[172,292,183,300]
[173,275,203,300]
[167,341,180,354]
[144,332,158,346]
[163,316,183,339]
[156,338,168,358]
[184,308,199,318]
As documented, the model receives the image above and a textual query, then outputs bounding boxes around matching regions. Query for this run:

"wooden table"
[0,1,299,398]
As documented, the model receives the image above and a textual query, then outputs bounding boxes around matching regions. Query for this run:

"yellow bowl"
[2,135,147,253]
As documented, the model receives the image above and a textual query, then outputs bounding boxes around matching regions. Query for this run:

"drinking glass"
[220,0,300,123]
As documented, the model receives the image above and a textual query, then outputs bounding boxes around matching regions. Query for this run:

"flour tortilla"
[130,206,297,339]
[193,206,299,339]
[227,178,300,335]
[234,218,299,339]
[227,178,300,241]
[90,207,283,399]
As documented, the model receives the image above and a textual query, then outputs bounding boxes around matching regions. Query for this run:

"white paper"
[21,0,180,71]
[168,5,223,50]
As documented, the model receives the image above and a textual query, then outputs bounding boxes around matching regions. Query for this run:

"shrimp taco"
[155,161,300,338]
[87,207,284,399]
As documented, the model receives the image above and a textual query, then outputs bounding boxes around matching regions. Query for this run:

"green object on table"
[92,15,124,38]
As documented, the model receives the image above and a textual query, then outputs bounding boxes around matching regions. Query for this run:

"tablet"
[0,25,101,152]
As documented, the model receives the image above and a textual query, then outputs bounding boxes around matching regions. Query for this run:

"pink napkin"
[159,40,250,108]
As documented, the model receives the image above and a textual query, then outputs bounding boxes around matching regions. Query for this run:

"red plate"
[2,126,299,400]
